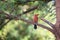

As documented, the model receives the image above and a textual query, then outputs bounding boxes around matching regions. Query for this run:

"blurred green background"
[0,0,56,40]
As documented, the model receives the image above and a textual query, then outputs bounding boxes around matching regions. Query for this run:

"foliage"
[0,0,55,40]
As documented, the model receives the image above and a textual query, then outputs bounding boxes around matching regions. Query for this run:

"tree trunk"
[55,34,60,40]
[56,37,60,40]
[55,0,60,40]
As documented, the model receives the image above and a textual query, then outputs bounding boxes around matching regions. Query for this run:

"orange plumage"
[33,14,39,23]
[33,14,39,29]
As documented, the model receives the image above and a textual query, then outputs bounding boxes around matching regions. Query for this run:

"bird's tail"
[34,23,37,29]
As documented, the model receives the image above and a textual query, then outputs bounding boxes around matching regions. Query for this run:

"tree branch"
[0,6,38,18]
[19,18,54,34]
[0,19,11,30]
[40,18,58,36]
[41,18,55,29]
[16,6,38,17]
[0,12,54,34]
[0,6,38,30]
[0,7,55,34]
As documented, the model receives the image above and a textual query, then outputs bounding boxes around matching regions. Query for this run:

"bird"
[33,14,39,29]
